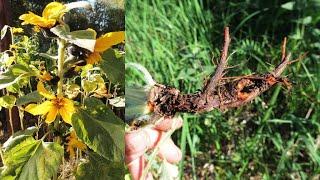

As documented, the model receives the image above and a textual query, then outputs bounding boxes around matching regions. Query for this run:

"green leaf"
[69,29,96,40]
[82,80,97,93]
[10,64,34,76]
[69,30,96,51]
[0,64,35,90]
[281,2,295,10]
[93,75,105,89]
[50,25,96,52]
[1,25,9,40]
[0,71,23,90]
[16,91,42,106]
[100,49,125,84]
[6,83,22,93]
[1,133,63,180]
[18,142,63,180]
[50,24,70,37]
[72,97,124,162]
[0,95,16,109]
[82,75,106,93]
[297,16,312,25]
[75,152,124,180]
[11,126,38,138]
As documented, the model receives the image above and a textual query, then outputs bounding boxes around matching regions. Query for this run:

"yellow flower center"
[52,97,66,109]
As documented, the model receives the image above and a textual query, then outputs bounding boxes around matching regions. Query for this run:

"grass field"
[126,0,320,179]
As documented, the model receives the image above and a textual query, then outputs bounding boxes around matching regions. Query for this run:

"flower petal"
[59,98,75,124]
[25,101,52,115]
[39,71,53,82]
[59,108,72,125]
[42,2,66,20]
[67,130,87,158]
[94,31,125,52]
[37,81,55,99]
[19,12,56,28]
[45,106,59,124]
[63,98,76,113]
[86,52,102,65]
[66,143,76,158]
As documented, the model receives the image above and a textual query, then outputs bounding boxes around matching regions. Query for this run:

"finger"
[126,127,182,164]
[125,130,149,163]
[125,128,162,163]
[127,156,153,180]
[141,128,182,163]
[154,116,183,131]
[158,138,182,164]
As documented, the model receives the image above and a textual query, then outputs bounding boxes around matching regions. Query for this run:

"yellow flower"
[86,31,125,64]
[25,81,75,124]
[19,2,66,28]
[11,27,24,34]
[66,130,87,158]
[86,52,101,65]
[38,71,53,82]
[94,31,125,52]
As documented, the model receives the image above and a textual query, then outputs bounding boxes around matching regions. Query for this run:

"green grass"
[126,0,320,179]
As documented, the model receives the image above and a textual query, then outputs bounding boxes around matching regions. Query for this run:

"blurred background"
[126,0,320,179]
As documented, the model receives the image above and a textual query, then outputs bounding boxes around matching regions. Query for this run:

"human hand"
[125,117,183,180]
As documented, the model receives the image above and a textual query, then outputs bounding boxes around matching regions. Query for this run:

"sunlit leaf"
[66,84,81,99]
[0,95,16,109]
[10,127,38,139]
[0,64,35,90]
[281,2,295,10]
[16,91,42,106]
[82,80,97,93]
[50,25,96,51]
[1,25,9,40]
[0,131,63,180]
[100,49,124,84]
[297,16,312,25]
[72,97,124,162]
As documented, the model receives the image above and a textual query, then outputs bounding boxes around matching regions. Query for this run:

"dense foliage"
[0,1,125,179]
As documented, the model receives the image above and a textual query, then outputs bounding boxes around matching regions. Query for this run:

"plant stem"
[0,144,4,163]
[8,108,14,135]
[18,106,24,130]
[57,39,66,96]
[10,27,14,45]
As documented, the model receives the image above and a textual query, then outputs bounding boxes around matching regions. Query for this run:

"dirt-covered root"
[147,27,295,118]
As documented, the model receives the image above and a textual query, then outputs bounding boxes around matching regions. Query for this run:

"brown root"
[148,27,298,118]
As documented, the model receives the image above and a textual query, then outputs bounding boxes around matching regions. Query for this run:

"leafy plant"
[0,1,125,179]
